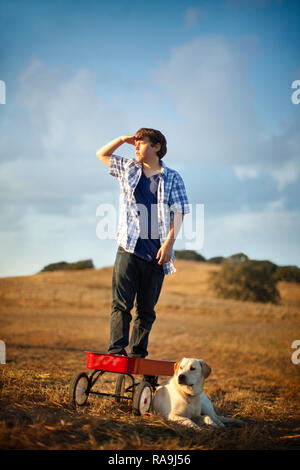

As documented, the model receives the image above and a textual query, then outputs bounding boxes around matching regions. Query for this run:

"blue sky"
[0,0,300,276]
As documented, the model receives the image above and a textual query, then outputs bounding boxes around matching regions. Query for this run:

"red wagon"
[69,352,175,415]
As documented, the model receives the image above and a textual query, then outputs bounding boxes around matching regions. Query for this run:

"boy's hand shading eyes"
[121,135,136,145]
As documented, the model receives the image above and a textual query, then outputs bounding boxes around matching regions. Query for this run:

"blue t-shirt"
[133,171,161,264]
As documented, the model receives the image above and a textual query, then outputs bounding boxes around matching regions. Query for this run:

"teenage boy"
[96,128,190,358]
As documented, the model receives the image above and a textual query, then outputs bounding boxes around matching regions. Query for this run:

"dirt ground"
[0,259,299,450]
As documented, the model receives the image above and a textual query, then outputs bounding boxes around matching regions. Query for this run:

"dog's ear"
[199,360,211,379]
[174,360,181,376]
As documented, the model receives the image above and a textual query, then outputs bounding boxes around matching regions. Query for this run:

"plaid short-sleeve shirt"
[109,154,190,275]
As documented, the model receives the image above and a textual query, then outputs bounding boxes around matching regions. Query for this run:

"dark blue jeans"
[107,245,165,358]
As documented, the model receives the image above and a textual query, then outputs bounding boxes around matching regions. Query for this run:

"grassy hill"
[0,259,300,450]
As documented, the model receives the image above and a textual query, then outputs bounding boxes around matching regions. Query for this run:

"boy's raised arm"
[96,135,135,167]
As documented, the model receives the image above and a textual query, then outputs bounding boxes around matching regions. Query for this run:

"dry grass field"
[0,259,300,450]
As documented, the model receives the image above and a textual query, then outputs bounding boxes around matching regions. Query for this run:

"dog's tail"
[217,415,244,426]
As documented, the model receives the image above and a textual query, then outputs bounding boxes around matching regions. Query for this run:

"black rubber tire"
[69,372,89,407]
[132,381,152,415]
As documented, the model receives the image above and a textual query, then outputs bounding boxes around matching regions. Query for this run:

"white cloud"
[270,160,299,191]
[152,35,262,165]
[0,191,120,277]
[234,165,260,180]
[202,201,300,266]
[0,59,130,206]
[16,59,126,159]
[151,35,300,190]
[0,59,130,276]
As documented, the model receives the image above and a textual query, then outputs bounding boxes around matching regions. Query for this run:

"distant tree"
[41,259,95,272]
[174,250,206,261]
[210,258,280,304]
[252,259,278,275]
[226,253,249,263]
[273,265,300,283]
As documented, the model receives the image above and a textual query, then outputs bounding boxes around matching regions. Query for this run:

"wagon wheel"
[69,372,90,407]
[132,381,152,415]
[114,374,134,403]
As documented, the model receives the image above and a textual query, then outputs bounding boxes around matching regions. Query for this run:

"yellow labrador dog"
[152,358,243,430]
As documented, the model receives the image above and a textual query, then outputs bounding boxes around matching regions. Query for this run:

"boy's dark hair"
[135,128,167,159]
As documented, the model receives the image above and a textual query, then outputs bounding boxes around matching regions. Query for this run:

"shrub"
[210,259,280,304]
[41,259,95,272]
[174,250,206,261]
[226,252,249,263]
[273,265,300,283]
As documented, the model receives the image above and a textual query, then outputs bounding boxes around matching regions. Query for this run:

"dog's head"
[173,358,211,396]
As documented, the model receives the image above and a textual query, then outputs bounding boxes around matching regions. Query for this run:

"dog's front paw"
[168,414,201,431]
[203,415,225,428]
